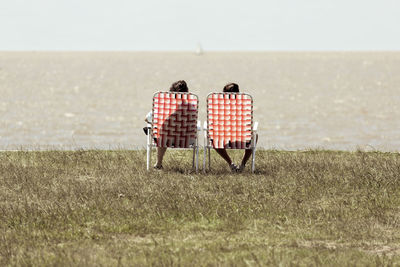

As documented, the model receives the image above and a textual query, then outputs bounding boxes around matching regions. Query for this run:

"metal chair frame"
[146,92,200,172]
[203,92,258,173]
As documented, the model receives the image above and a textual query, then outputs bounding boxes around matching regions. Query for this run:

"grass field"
[1,149,400,266]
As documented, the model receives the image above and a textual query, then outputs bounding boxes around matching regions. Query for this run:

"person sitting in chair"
[144,80,189,169]
[213,82,258,172]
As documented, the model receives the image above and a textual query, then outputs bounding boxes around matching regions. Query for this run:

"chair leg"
[195,146,199,173]
[203,146,207,172]
[208,147,211,170]
[147,135,152,171]
[251,147,256,173]
[192,147,195,169]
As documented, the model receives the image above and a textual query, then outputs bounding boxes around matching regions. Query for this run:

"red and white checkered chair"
[146,92,200,172]
[203,93,258,172]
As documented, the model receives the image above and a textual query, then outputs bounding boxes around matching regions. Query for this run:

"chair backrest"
[206,93,253,149]
[152,92,199,148]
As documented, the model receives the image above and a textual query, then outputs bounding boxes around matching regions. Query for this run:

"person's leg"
[154,147,167,168]
[240,149,253,167]
[215,148,237,171]
[238,134,259,171]
[215,148,232,164]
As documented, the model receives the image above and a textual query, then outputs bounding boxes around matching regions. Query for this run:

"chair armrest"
[203,121,209,147]
[203,121,208,130]
[253,122,258,131]
[143,123,152,136]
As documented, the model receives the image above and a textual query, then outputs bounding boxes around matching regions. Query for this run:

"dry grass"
[1,149,400,266]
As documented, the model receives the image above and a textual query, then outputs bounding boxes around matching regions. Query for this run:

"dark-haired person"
[144,80,189,169]
[168,80,189,93]
[214,83,257,172]
[223,82,239,93]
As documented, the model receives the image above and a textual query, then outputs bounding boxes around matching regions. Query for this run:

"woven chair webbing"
[152,92,198,148]
[207,93,253,149]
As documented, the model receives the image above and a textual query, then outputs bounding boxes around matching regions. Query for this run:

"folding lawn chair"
[203,92,258,172]
[146,92,200,172]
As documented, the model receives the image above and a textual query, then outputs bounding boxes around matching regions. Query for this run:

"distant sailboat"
[195,43,203,55]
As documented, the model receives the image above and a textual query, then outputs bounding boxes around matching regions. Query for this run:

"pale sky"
[1,0,399,51]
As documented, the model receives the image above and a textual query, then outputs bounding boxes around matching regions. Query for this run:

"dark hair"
[223,83,239,93]
[170,80,188,92]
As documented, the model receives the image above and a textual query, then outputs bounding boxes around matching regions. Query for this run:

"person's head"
[170,80,188,92]
[223,83,239,93]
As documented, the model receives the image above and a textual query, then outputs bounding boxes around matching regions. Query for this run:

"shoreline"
[1,50,400,53]
[1,148,399,153]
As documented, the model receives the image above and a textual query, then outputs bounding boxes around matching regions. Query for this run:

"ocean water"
[0,51,399,151]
